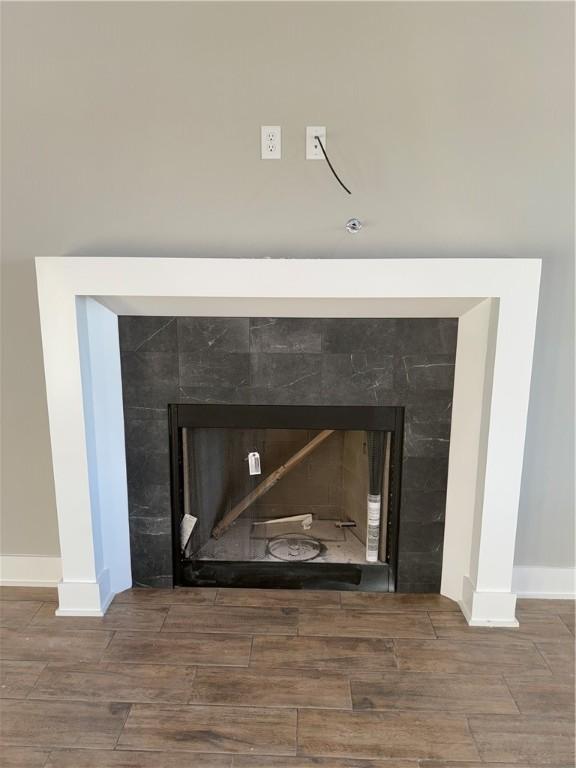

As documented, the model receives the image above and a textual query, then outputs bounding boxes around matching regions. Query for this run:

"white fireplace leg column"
[36,268,131,615]
[459,287,540,626]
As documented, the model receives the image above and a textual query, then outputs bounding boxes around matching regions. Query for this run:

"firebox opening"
[184,428,390,565]
[169,404,403,591]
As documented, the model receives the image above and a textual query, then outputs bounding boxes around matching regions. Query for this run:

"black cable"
[314,135,352,195]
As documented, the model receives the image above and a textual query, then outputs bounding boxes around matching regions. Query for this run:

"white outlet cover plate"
[261,125,281,159]
[306,126,326,159]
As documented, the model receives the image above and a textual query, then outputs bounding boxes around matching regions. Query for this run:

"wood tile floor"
[0,587,574,767]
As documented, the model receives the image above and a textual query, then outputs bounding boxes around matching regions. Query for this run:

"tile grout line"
[531,638,559,676]
[427,610,439,639]
[26,601,50,630]
[23,660,49,700]
[157,605,170,633]
[347,671,354,711]
[98,628,116,660]
[499,673,523,716]
[295,705,300,757]
[391,638,401,670]
[464,713,484,763]
[111,700,133,750]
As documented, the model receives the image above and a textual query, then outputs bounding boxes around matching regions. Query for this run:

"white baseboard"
[513,565,576,598]
[0,555,62,586]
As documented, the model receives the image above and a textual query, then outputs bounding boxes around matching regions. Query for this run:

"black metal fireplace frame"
[168,404,404,592]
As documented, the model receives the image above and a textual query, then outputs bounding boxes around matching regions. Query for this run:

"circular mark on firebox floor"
[266,533,325,562]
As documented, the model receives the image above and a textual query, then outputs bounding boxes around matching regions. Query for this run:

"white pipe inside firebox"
[366,494,381,562]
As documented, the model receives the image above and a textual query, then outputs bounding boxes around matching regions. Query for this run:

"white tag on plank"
[248,452,261,476]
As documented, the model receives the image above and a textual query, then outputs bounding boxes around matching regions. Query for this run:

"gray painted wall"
[1,2,573,569]
[119,316,457,591]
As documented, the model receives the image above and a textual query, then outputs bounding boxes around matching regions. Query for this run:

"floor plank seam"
[247,634,255,666]
[295,706,300,757]
[113,701,133,750]
[346,674,354,710]
[464,712,485,763]
[391,637,400,670]
[427,610,440,639]
[531,639,559,676]
[99,629,116,661]
[29,601,49,628]
[500,674,525,716]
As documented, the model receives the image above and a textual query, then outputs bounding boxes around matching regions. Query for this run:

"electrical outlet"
[306,126,326,159]
[261,126,281,159]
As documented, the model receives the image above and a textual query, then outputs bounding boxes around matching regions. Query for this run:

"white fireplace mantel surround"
[35,257,541,625]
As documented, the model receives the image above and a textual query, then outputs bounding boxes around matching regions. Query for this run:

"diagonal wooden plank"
[0,661,46,699]
[350,671,518,714]
[339,593,459,612]
[118,704,297,755]
[298,709,480,761]
[0,602,44,630]
[505,674,575,717]
[0,747,50,767]
[44,749,231,767]
[29,603,168,632]
[113,588,217,606]
[468,714,575,764]
[430,610,573,642]
[28,661,197,704]
[0,628,113,663]
[189,666,351,709]
[395,638,550,675]
[0,699,130,749]
[250,635,397,672]
[299,609,434,639]
[103,631,251,667]
[215,588,340,609]
[163,605,298,635]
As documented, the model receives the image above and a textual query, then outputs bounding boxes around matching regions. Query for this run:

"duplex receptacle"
[261,126,281,159]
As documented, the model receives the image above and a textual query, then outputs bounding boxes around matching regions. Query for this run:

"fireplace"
[34,256,541,623]
[119,316,456,592]
[169,404,404,591]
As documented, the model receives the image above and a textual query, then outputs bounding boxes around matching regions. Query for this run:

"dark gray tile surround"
[119,317,457,590]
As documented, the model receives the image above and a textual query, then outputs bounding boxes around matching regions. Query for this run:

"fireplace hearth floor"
[193,518,368,565]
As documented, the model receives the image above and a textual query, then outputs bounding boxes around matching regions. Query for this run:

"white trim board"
[0,555,62,586]
[513,566,576,599]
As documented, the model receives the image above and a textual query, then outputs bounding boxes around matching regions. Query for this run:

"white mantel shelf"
[35,257,541,625]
